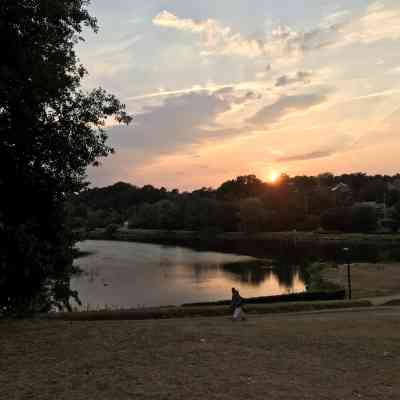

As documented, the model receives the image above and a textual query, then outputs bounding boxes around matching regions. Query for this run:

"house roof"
[331,183,351,192]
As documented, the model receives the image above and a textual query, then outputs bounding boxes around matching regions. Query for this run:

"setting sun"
[267,171,280,183]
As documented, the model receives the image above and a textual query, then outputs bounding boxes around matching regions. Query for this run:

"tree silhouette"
[0,0,132,314]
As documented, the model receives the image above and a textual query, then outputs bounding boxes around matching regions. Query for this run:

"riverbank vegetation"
[68,174,400,235]
[87,228,400,265]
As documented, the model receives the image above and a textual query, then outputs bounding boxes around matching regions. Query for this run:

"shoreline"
[89,228,400,244]
[84,228,400,261]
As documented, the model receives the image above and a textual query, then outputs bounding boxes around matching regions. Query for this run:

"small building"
[331,183,351,193]
[331,183,352,206]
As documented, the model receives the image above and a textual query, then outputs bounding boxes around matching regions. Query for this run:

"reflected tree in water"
[222,261,273,286]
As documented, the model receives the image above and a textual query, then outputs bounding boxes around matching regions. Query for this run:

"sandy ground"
[1,307,399,400]
[323,262,400,299]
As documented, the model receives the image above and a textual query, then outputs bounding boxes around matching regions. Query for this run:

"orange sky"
[79,1,400,190]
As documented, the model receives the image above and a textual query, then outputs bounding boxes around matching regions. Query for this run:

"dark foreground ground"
[1,307,399,400]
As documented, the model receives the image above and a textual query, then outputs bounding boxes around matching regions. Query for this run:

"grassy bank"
[35,300,371,322]
[90,228,400,245]
[2,307,399,399]
[321,262,400,299]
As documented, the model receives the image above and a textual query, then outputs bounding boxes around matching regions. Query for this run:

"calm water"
[72,240,305,310]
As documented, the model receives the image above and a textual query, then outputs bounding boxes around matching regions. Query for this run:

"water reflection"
[221,261,272,286]
[72,240,305,310]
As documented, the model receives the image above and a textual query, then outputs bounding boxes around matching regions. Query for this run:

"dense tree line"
[68,173,400,234]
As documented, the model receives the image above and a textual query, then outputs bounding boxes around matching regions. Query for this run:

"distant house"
[331,183,351,193]
[331,183,352,206]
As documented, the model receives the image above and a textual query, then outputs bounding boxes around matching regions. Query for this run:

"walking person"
[231,288,246,321]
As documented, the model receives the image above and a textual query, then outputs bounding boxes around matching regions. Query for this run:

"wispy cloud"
[247,92,329,126]
[338,1,400,46]
[153,11,206,33]
[274,99,400,166]
[274,131,355,163]
[94,35,142,57]
[352,106,400,149]
[276,149,336,162]
[153,10,267,58]
[127,84,234,100]
[152,10,340,60]
[320,9,351,27]
[90,88,262,186]
[153,3,400,61]
[126,80,268,101]
[110,88,248,153]
[344,89,400,103]
[388,66,400,74]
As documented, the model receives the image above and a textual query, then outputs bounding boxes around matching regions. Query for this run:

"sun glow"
[267,171,280,183]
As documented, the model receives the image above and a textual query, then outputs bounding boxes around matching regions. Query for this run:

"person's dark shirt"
[231,292,243,308]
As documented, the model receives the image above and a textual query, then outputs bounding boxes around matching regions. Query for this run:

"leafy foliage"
[0,1,131,315]
[69,173,400,235]
[321,207,378,233]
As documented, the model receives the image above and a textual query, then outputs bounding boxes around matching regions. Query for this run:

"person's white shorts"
[233,307,244,320]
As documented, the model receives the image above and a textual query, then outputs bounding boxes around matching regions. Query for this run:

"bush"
[321,208,352,231]
[304,262,343,292]
[379,247,400,262]
[295,215,321,231]
[238,198,269,233]
[351,206,377,232]
[321,206,377,233]
[105,224,119,238]
[380,218,399,233]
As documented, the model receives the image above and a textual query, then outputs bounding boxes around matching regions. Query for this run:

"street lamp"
[343,247,352,300]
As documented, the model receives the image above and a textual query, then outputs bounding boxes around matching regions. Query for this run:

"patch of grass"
[322,262,400,299]
[304,262,344,292]
[383,299,400,306]
[34,300,372,322]
[1,308,399,400]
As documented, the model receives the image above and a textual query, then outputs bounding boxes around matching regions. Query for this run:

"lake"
[72,240,306,310]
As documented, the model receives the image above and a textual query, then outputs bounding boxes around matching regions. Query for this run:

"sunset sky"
[77,0,400,190]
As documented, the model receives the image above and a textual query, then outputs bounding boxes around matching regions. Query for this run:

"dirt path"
[1,307,399,400]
